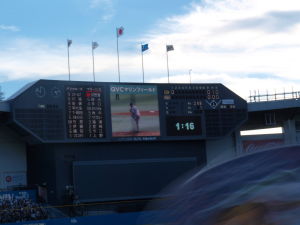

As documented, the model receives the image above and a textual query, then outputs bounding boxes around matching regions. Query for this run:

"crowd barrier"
[0,190,36,202]
[1,210,170,225]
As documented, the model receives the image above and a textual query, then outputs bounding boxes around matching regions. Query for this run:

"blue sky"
[1,0,300,99]
[0,0,188,40]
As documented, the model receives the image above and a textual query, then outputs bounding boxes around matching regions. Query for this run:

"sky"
[1,0,300,100]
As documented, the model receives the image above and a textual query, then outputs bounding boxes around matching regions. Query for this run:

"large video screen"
[110,84,160,137]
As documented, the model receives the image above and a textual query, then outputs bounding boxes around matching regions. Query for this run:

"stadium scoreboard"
[11,80,247,143]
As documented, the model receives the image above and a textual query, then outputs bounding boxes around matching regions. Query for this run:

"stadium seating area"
[0,197,48,223]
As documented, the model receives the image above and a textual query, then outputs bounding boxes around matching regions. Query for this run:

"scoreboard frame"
[10,80,247,143]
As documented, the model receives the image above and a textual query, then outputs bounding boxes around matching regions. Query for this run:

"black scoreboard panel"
[11,80,247,143]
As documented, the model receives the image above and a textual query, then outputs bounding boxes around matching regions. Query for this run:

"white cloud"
[141,0,300,98]
[89,0,112,8]
[0,39,116,80]
[0,25,20,32]
[2,0,300,100]
[89,0,115,22]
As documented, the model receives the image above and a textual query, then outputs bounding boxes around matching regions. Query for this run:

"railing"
[0,203,169,225]
[249,90,300,102]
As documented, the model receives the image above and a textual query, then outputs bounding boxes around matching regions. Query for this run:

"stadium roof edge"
[248,98,300,112]
[5,79,228,100]
[0,101,10,112]
[6,80,38,100]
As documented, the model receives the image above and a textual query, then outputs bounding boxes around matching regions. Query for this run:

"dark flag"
[67,39,72,47]
[166,45,174,51]
[92,41,99,50]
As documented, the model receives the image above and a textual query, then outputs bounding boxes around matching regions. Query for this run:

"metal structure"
[249,90,300,102]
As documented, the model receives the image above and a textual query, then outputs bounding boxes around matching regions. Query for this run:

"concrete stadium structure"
[0,80,298,210]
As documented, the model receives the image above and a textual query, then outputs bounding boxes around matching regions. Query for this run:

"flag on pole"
[166,45,174,51]
[67,39,72,80]
[116,26,124,82]
[141,43,149,52]
[67,39,72,47]
[117,27,124,37]
[92,41,99,50]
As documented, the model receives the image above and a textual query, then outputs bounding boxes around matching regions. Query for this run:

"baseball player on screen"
[129,102,140,133]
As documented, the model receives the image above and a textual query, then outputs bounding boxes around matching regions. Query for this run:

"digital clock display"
[166,116,202,136]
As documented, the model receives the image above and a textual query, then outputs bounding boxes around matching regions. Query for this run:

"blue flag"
[141,44,149,52]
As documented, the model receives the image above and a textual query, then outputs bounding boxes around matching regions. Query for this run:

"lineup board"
[65,86,105,138]
[11,80,247,143]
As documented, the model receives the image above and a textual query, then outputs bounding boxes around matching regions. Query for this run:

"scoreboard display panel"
[65,86,105,139]
[11,80,247,143]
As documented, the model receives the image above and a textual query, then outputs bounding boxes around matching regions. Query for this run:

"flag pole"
[92,42,95,82]
[67,41,71,81]
[116,28,120,82]
[166,48,170,83]
[141,43,145,83]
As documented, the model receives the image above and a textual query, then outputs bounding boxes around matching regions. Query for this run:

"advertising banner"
[242,139,284,153]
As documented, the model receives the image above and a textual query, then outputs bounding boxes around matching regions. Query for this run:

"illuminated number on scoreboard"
[175,122,195,131]
[207,89,220,100]
[166,116,201,136]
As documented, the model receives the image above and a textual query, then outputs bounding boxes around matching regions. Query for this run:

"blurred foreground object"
[140,145,300,225]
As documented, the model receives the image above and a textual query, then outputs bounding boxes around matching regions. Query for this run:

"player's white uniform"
[130,105,140,132]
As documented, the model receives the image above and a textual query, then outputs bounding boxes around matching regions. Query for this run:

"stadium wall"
[0,125,26,189]
[205,133,237,166]
[205,116,299,162]
[27,141,206,204]
[283,119,297,145]
[3,210,171,225]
